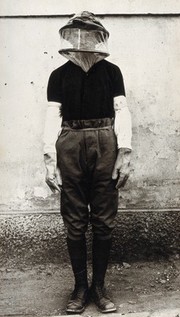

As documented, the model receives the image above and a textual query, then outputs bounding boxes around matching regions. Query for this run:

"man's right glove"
[43,102,62,193]
[44,152,62,193]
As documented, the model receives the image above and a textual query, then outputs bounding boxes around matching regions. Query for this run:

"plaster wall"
[1,0,180,15]
[0,15,180,210]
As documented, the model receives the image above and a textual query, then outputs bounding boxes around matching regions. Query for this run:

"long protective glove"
[44,153,62,192]
[112,148,131,189]
[43,102,62,192]
[112,96,132,189]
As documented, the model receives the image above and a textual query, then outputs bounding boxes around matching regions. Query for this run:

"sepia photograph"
[0,1,180,316]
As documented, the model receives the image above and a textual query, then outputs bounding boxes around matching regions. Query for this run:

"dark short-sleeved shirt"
[47,59,125,121]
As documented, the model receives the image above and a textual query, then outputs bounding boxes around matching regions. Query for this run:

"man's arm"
[112,95,132,188]
[43,101,62,192]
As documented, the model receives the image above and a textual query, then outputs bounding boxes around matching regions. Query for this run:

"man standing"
[43,11,132,314]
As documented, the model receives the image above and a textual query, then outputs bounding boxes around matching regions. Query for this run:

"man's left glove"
[112,148,131,189]
[44,152,62,193]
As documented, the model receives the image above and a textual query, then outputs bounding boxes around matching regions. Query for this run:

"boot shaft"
[67,237,88,287]
[92,236,112,286]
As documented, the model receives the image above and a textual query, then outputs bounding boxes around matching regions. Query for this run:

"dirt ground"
[0,258,180,317]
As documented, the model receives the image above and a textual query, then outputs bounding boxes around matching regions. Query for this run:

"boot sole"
[99,307,117,313]
[66,306,86,314]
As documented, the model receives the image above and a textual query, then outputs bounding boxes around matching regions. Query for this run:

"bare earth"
[0,258,179,317]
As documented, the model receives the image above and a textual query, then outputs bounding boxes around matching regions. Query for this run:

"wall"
[1,1,180,210]
[0,1,180,264]
[1,0,180,15]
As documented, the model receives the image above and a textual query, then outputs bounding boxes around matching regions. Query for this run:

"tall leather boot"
[66,236,89,313]
[91,236,116,313]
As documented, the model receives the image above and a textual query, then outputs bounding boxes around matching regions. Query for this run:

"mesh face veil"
[58,12,110,72]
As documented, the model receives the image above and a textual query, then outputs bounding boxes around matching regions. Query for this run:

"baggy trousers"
[56,118,118,240]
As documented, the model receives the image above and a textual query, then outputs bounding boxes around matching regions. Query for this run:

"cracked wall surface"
[0,15,180,210]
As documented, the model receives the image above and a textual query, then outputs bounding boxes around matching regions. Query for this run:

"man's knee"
[92,222,115,240]
[66,224,88,240]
